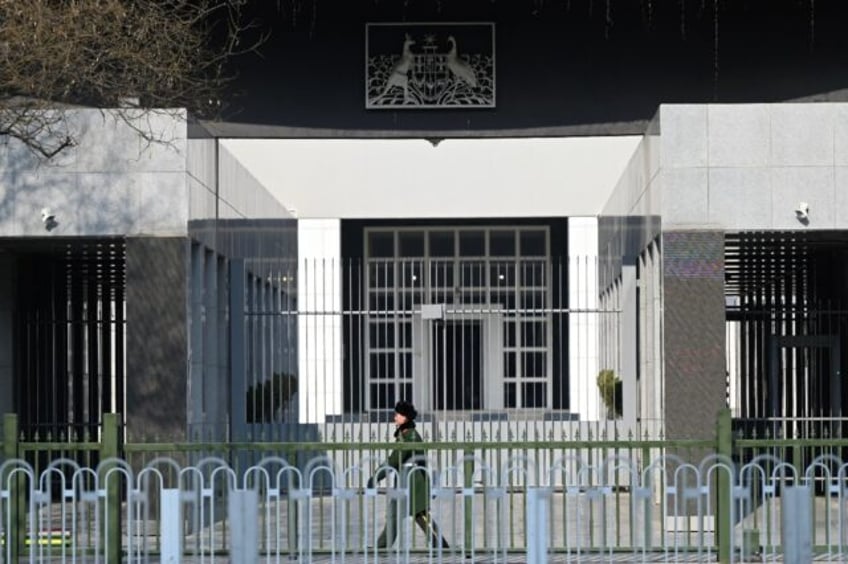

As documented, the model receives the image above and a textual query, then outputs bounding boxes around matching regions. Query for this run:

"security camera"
[795,202,809,221]
[41,208,57,231]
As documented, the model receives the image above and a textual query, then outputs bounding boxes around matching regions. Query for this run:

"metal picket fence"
[4,412,848,562]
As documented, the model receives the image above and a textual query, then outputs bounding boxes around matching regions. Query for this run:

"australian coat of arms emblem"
[366,23,495,109]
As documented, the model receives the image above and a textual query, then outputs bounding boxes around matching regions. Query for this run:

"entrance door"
[432,320,482,410]
[412,311,503,411]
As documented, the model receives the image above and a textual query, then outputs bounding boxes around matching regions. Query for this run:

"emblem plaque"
[366,22,495,109]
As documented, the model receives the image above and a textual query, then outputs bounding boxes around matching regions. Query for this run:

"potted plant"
[596,369,623,419]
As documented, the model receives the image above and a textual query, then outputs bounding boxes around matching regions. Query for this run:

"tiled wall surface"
[0,110,292,239]
[662,230,726,440]
[0,110,188,236]
[660,103,848,230]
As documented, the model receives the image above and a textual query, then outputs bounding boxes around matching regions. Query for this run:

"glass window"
[398,291,422,311]
[519,230,546,256]
[369,232,394,257]
[370,383,394,409]
[489,230,516,256]
[399,231,425,257]
[490,261,515,287]
[521,352,546,378]
[429,231,455,257]
[459,230,485,256]
[522,383,547,408]
[505,383,517,408]
[491,291,516,312]
[364,225,552,412]
[368,292,395,311]
[429,261,454,288]
[430,290,455,304]
[370,353,396,379]
[400,353,413,378]
[521,321,547,347]
[459,290,485,304]
[368,262,394,287]
[369,322,395,348]
[504,321,516,348]
[460,261,485,287]
[400,260,422,288]
[399,321,413,348]
[520,261,546,287]
[520,290,546,311]
[504,352,516,378]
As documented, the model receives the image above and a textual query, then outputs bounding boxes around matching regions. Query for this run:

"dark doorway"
[432,320,482,410]
[10,238,126,439]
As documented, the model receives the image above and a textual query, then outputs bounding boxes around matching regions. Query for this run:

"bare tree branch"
[0,0,266,159]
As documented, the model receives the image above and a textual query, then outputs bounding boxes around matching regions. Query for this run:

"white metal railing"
[3,454,848,562]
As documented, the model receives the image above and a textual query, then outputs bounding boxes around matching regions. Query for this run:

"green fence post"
[101,413,121,563]
[287,473,298,557]
[716,408,733,564]
[3,414,22,562]
[641,444,652,551]
[464,449,474,553]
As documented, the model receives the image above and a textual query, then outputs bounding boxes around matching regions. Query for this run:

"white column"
[568,217,601,421]
[297,219,342,424]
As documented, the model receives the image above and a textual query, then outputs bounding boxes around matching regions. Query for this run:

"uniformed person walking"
[367,400,449,549]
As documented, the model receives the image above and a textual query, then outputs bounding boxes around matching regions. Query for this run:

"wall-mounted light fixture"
[41,208,58,231]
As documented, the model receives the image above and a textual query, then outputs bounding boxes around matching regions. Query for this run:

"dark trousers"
[376,499,449,549]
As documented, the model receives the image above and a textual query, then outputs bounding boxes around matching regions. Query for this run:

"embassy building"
[2,1,848,447]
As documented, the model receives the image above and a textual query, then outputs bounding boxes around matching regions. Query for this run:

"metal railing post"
[3,414,22,563]
[464,449,474,554]
[287,474,299,558]
[716,408,733,564]
[101,413,122,563]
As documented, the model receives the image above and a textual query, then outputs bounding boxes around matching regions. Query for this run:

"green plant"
[597,369,622,419]
[246,372,298,423]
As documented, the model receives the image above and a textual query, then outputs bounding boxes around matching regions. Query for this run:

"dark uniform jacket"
[371,422,430,516]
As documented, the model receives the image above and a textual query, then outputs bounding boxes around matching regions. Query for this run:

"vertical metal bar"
[4,414,22,563]
[205,250,219,437]
[716,408,732,563]
[464,452,474,554]
[102,412,121,564]
[114,257,125,428]
[230,260,247,441]
[321,256,327,430]
[87,256,99,436]
[189,244,204,441]
[100,251,112,417]
[217,257,228,441]
[310,257,317,423]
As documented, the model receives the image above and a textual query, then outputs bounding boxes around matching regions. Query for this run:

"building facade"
[2,1,848,444]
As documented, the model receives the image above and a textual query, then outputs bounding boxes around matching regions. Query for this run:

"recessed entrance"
[432,320,483,410]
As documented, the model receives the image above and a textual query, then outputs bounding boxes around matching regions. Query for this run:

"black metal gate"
[12,238,126,440]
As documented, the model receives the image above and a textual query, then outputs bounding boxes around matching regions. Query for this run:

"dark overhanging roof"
[190,118,651,140]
